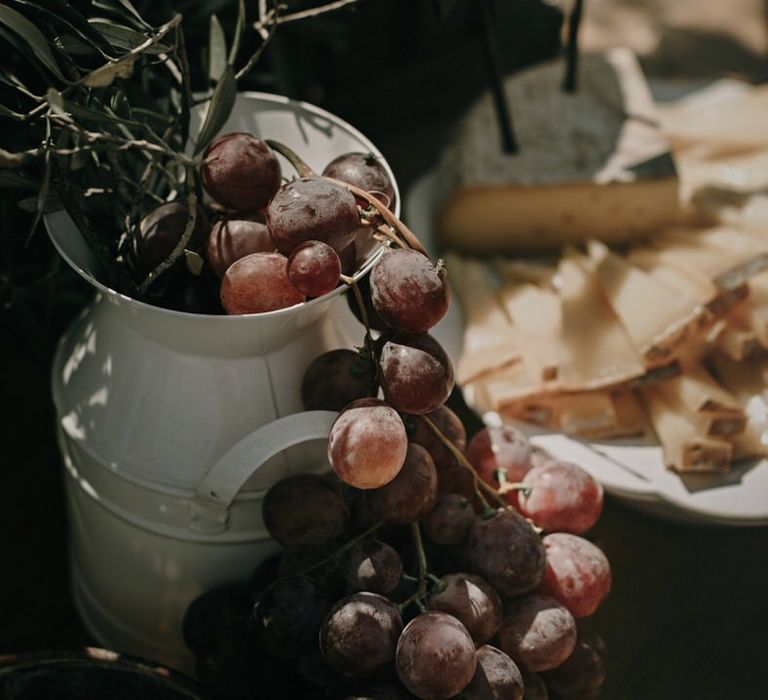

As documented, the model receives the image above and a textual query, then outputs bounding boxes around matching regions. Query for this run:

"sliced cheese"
[642,386,732,473]
[658,363,741,414]
[496,279,561,381]
[588,239,701,364]
[444,253,521,384]
[578,390,652,440]
[436,48,679,253]
[557,248,646,390]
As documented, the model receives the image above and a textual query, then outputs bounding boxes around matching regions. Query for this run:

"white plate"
[405,170,768,527]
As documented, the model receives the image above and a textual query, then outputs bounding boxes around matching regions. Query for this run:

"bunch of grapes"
[175,129,612,699]
[184,416,611,698]
[129,132,400,314]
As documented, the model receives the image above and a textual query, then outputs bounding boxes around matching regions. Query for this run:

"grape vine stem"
[300,519,383,577]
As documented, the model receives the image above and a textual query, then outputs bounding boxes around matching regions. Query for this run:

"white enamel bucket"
[46,93,399,672]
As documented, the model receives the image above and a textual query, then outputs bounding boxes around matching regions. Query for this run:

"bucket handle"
[188,410,338,535]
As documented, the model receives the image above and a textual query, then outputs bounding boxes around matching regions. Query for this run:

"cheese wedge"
[588,239,702,364]
[642,386,732,473]
[436,48,679,253]
[557,248,646,390]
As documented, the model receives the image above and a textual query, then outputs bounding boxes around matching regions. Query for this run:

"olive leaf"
[193,64,236,155]
[228,0,246,65]
[208,14,227,83]
[89,20,170,55]
[11,0,117,58]
[0,4,68,82]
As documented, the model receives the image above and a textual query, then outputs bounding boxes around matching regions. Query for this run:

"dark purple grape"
[262,473,348,549]
[370,249,449,333]
[463,645,524,700]
[267,177,360,255]
[320,592,403,677]
[207,217,275,276]
[131,201,210,276]
[423,493,475,546]
[287,239,342,296]
[301,349,377,412]
[467,508,546,598]
[328,398,408,489]
[322,152,397,212]
[396,611,477,699]
[540,629,607,696]
[182,585,253,657]
[378,334,454,415]
[338,539,404,594]
[408,406,466,474]
[368,443,438,525]
[220,251,305,314]
[201,132,281,212]
[498,595,577,673]
[252,575,334,659]
[426,573,502,645]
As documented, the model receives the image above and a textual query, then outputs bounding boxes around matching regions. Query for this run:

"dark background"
[2,1,768,698]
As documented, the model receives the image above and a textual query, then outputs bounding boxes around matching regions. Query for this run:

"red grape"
[320,592,403,677]
[370,248,450,334]
[201,133,281,212]
[467,509,547,597]
[328,399,408,489]
[206,217,274,277]
[396,611,477,699]
[262,473,348,549]
[537,533,611,618]
[131,201,210,276]
[463,645,524,700]
[423,493,475,546]
[301,349,377,412]
[426,573,502,645]
[322,152,397,212]
[467,425,532,503]
[517,460,604,535]
[338,539,403,595]
[498,595,577,673]
[287,240,342,297]
[267,177,360,255]
[368,443,438,524]
[220,251,305,314]
[378,333,454,415]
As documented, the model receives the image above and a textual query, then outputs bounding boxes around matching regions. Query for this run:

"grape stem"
[300,519,383,577]
[495,468,532,498]
[264,138,429,256]
[399,522,429,613]
[419,414,508,514]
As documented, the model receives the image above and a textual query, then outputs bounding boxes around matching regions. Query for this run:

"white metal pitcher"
[46,93,398,671]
